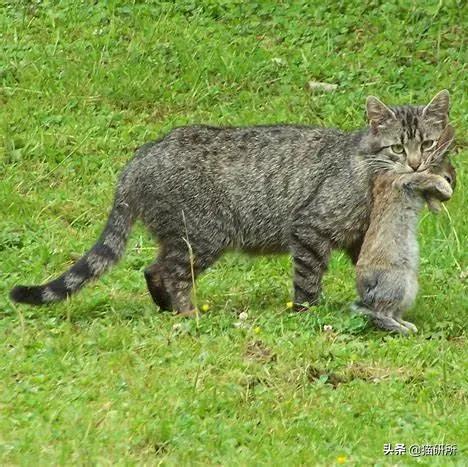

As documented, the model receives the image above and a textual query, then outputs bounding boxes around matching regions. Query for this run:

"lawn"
[1,1,467,465]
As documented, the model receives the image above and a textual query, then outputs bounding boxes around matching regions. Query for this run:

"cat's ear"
[423,90,450,126]
[366,96,396,132]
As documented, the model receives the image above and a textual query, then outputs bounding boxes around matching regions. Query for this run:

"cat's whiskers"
[363,157,398,174]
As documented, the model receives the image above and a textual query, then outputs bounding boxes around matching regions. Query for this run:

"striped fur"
[10,197,134,305]
[10,91,455,314]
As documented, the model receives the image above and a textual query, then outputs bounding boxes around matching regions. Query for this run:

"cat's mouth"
[399,162,431,174]
[393,165,418,175]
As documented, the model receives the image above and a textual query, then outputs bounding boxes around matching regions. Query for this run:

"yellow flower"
[286,301,294,309]
[254,326,261,334]
[201,303,210,312]
[337,455,347,464]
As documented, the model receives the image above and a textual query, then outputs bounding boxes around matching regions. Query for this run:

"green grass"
[1,1,467,465]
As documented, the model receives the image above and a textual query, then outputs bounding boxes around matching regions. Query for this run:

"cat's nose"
[408,159,421,171]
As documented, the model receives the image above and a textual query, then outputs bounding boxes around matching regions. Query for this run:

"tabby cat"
[10,91,452,313]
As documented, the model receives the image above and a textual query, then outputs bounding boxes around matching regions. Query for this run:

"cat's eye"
[421,140,435,151]
[391,144,405,154]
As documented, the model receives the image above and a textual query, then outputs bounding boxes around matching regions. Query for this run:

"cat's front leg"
[290,224,332,311]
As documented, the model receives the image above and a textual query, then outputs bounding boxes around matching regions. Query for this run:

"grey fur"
[10,91,453,314]
[353,125,456,334]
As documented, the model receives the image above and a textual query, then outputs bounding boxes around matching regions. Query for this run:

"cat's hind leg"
[144,260,172,311]
[145,240,221,314]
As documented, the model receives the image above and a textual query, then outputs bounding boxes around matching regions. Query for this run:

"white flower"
[239,311,248,321]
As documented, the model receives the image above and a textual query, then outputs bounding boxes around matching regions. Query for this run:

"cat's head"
[363,90,452,173]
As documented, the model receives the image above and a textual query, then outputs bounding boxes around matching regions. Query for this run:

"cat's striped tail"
[10,196,135,306]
